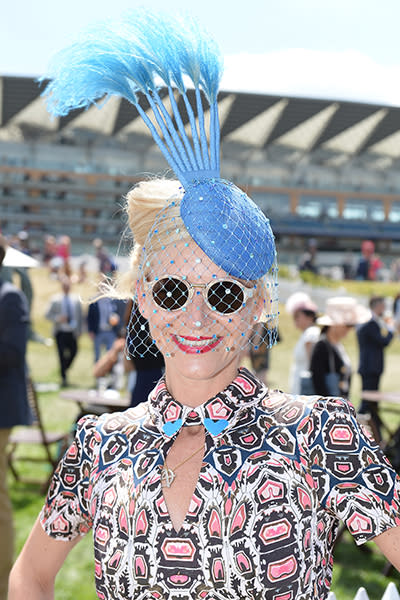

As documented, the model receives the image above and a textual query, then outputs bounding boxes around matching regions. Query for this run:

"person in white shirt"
[286,292,320,395]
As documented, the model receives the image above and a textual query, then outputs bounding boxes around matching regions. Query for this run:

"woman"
[310,297,368,399]
[9,11,400,600]
[286,292,319,394]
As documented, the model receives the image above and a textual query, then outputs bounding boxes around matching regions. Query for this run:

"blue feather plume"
[41,9,224,184]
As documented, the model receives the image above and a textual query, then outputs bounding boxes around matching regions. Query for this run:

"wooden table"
[361,390,400,406]
[359,390,400,462]
[60,388,130,411]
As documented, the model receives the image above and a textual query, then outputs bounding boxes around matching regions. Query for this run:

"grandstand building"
[1,75,400,260]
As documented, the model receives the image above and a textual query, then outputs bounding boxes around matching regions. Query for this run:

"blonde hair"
[114,178,187,298]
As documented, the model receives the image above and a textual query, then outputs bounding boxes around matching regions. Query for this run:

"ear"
[252,281,267,323]
[135,279,150,320]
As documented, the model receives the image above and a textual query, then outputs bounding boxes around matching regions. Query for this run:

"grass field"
[9,266,400,599]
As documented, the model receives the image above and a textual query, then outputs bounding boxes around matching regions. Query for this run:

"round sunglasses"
[147,276,255,315]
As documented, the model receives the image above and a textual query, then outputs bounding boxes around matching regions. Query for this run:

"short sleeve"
[303,325,319,345]
[40,414,101,540]
[302,396,400,545]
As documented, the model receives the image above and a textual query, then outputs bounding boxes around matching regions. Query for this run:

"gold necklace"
[161,444,204,488]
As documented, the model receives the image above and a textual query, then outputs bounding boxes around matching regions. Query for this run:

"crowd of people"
[286,291,396,442]
[2,8,400,600]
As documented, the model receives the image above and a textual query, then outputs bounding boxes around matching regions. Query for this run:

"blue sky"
[3,0,400,105]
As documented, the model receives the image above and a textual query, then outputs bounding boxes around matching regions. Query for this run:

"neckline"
[148,366,265,437]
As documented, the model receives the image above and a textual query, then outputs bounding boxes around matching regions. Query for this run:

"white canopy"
[3,246,40,268]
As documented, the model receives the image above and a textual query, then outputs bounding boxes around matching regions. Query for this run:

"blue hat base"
[180,179,276,280]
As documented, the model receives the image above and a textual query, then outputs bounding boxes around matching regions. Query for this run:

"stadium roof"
[2,75,400,170]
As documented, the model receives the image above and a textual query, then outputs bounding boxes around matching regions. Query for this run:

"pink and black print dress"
[41,367,400,599]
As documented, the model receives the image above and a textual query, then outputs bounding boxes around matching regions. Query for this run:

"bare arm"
[373,525,400,571]
[8,517,82,599]
[304,340,313,363]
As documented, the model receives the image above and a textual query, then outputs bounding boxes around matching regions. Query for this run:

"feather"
[40,9,223,181]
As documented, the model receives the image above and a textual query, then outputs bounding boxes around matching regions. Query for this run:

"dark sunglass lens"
[208,281,244,314]
[152,278,189,310]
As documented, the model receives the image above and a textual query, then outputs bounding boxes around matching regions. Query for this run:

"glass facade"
[251,191,291,217]
[296,195,338,219]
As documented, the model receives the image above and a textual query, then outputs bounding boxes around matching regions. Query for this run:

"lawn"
[9,266,400,599]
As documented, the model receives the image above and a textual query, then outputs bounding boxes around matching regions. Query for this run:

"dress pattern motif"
[41,368,400,599]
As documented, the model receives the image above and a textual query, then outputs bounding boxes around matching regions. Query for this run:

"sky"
[2,0,400,106]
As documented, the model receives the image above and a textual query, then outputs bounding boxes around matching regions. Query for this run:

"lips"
[172,334,222,354]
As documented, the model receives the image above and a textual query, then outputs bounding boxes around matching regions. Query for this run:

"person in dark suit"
[357,296,394,439]
[0,241,32,600]
[45,276,83,387]
[87,295,126,363]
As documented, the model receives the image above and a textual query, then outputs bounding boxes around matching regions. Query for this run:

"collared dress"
[40,368,400,599]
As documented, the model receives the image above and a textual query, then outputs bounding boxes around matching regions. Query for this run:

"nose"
[184,287,214,329]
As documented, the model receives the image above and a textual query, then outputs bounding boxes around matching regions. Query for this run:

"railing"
[328,582,400,600]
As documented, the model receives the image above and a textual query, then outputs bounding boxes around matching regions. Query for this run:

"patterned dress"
[41,367,400,599]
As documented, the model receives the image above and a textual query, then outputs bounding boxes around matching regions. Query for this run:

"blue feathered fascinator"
[41,9,276,280]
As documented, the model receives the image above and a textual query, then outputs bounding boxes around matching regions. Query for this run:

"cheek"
[146,306,182,342]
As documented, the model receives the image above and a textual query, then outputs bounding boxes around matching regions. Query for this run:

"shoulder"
[313,337,329,353]
[304,395,369,449]
[0,281,28,310]
[260,389,316,427]
[359,318,375,331]
[0,281,22,299]
[90,402,150,439]
[260,390,358,431]
[303,326,320,342]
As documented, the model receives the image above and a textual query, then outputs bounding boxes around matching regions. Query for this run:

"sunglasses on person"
[146,276,255,315]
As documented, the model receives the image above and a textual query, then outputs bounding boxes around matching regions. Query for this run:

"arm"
[8,517,81,599]
[45,298,59,323]
[93,337,125,377]
[365,320,393,348]
[373,526,400,571]
[304,341,314,362]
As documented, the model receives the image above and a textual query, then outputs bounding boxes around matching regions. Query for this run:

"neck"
[164,359,241,408]
[326,329,339,344]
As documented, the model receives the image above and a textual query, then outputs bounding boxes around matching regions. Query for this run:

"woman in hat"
[310,297,369,399]
[9,11,400,600]
[286,292,319,395]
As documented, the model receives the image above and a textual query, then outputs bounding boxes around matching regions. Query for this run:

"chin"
[165,343,241,382]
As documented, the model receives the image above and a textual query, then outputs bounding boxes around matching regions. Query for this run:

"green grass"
[10,267,400,599]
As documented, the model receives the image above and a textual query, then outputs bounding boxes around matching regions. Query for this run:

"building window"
[342,199,367,220]
[389,203,400,223]
[368,201,385,221]
[296,195,338,219]
[251,192,291,217]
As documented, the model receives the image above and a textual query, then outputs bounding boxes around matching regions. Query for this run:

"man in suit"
[357,295,394,439]
[0,241,32,600]
[45,275,83,387]
[87,295,125,363]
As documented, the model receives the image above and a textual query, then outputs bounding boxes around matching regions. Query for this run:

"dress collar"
[148,366,265,438]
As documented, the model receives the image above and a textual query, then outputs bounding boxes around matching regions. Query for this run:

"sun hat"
[316,297,370,327]
[285,292,318,315]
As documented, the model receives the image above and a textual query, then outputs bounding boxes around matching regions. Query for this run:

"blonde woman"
[9,11,400,600]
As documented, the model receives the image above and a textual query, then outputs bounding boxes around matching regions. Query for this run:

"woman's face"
[331,323,353,340]
[137,240,264,382]
[293,310,313,331]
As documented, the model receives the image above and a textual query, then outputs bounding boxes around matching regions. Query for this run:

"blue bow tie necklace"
[162,417,229,437]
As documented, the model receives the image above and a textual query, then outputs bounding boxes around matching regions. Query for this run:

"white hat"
[285,292,318,315]
[316,297,370,327]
